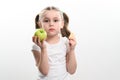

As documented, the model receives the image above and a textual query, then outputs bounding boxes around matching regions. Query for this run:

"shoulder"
[60,37,69,47]
[60,37,69,43]
[32,43,41,52]
[60,37,70,52]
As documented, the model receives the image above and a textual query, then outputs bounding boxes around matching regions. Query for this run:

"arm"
[32,50,40,66]
[32,36,49,76]
[38,47,49,76]
[66,49,77,74]
[66,35,77,74]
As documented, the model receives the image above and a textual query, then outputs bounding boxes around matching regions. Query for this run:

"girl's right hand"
[32,36,46,49]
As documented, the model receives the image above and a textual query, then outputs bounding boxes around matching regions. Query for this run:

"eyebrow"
[43,17,61,20]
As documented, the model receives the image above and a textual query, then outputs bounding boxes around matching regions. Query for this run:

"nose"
[49,21,54,27]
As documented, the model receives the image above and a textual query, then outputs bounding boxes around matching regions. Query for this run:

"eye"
[54,19,59,22]
[43,19,49,22]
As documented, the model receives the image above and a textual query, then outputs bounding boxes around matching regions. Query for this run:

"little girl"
[32,6,77,80]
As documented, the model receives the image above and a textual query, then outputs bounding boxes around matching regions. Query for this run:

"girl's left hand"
[69,33,77,50]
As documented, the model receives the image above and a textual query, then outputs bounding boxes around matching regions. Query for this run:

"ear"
[60,20,64,29]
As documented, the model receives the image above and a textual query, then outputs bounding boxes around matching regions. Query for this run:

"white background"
[0,0,120,80]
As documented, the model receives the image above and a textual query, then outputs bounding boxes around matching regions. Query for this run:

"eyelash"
[43,20,59,22]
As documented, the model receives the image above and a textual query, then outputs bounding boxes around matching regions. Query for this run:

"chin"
[48,33,58,37]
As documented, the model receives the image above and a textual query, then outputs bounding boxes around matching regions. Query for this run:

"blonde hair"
[39,6,63,21]
[35,6,71,38]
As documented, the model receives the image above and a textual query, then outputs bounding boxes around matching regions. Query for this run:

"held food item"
[34,28,47,41]
[69,33,74,39]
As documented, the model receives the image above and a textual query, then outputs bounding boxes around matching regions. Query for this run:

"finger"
[32,36,34,42]
[32,36,36,42]
[69,39,73,45]
[69,33,75,39]
[69,37,76,42]
[34,36,38,44]
[37,37,42,46]
[69,38,76,45]
[37,37,40,44]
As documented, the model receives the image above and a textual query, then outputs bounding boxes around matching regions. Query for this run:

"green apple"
[34,28,47,42]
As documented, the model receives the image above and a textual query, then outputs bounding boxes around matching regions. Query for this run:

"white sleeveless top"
[32,37,70,80]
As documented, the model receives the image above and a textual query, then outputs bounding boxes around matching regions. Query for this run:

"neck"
[46,34,60,44]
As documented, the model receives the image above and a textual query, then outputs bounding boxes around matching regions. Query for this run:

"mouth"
[49,28,55,31]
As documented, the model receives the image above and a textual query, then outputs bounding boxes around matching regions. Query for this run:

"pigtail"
[61,12,71,38]
[35,14,39,29]
[35,14,43,29]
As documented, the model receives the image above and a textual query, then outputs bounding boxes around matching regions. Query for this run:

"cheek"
[56,26,61,32]
[42,23,48,28]
[56,22,62,27]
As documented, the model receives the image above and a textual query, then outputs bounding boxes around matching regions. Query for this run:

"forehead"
[43,10,61,18]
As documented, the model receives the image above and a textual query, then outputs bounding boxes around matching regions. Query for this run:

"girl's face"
[40,10,64,37]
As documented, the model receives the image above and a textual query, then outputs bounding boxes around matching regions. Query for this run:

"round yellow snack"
[69,33,74,39]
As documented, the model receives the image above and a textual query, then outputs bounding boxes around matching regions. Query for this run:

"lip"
[49,28,55,31]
